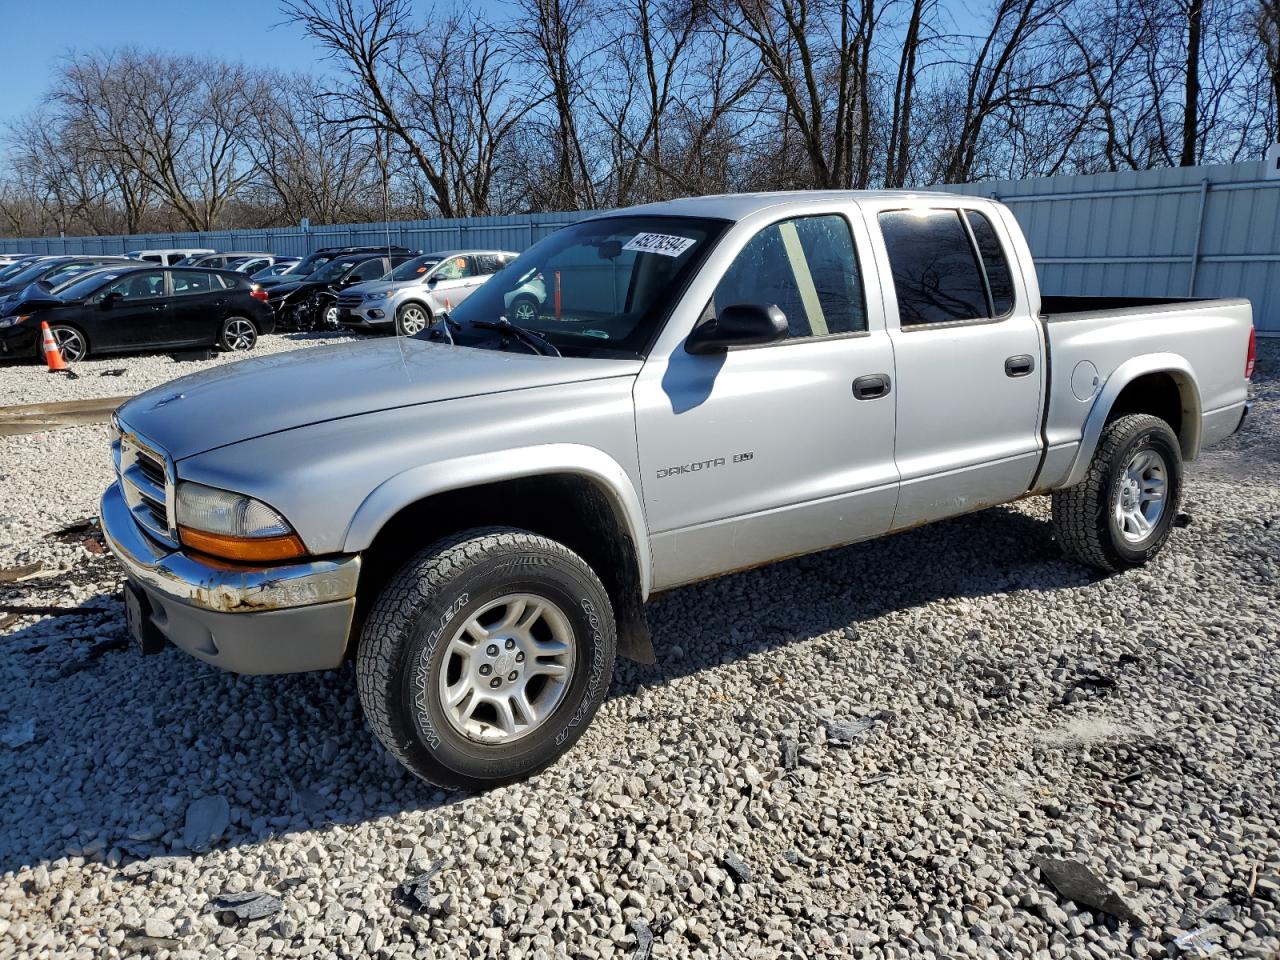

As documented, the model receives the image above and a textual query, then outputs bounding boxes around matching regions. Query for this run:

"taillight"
[1245,326,1256,380]
[250,286,268,302]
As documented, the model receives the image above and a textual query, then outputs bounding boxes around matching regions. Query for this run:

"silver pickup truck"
[101,191,1255,789]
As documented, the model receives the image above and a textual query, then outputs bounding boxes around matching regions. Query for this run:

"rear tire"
[219,316,258,352]
[1052,413,1182,572]
[356,527,616,789]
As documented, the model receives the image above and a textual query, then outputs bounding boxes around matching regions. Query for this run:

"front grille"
[336,294,363,309]
[115,429,176,547]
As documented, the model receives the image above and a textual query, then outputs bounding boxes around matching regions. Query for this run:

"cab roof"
[594,189,981,222]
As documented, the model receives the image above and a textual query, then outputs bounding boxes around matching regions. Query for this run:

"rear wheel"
[1052,413,1182,572]
[509,295,540,324]
[356,527,616,789]
[219,316,258,352]
[395,302,430,336]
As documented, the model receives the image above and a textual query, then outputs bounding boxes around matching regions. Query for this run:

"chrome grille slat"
[114,426,177,549]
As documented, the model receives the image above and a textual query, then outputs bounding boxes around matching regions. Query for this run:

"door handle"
[151,304,165,311]
[1005,354,1035,377]
[852,373,892,400]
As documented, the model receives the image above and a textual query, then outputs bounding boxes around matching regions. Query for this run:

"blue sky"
[0,0,329,127]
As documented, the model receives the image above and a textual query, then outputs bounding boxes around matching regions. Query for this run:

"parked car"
[250,261,302,281]
[227,255,298,275]
[0,255,55,282]
[0,265,274,361]
[0,252,29,269]
[126,248,215,266]
[253,245,414,290]
[99,191,1254,789]
[266,252,416,329]
[338,250,516,335]
[0,256,134,306]
[174,252,274,269]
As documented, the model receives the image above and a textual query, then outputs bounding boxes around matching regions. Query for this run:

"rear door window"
[878,209,990,327]
[170,271,214,295]
[713,214,867,339]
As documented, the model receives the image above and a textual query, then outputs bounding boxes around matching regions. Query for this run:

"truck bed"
[1041,294,1219,319]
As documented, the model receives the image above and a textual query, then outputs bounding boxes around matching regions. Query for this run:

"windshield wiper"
[471,317,562,357]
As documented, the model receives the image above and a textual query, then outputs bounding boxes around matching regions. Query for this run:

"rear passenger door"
[633,209,900,590]
[167,270,225,344]
[866,201,1044,530]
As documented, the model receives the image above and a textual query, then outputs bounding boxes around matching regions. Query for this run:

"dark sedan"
[0,256,132,302]
[0,266,275,362]
[267,252,413,329]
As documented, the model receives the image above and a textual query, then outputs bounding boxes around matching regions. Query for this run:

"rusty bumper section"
[100,482,360,674]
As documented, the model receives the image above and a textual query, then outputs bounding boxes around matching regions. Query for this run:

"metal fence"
[5,158,1279,332]
[933,159,1280,334]
[0,211,598,260]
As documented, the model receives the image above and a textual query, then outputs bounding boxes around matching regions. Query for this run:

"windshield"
[388,255,439,282]
[311,258,361,283]
[51,266,117,293]
[56,270,129,301]
[445,216,727,359]
[174,255,203,266]
[2,260,67,287]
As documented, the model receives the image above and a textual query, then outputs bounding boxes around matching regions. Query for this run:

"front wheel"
[395,302,431,337]
[1052,413,1182,572]
[219,316,258,352]
[356,527,616,789]
[40,325,88,362]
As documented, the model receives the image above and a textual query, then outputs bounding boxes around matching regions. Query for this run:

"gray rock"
[722,851,753,884]
[208,891,282,925]
[182,796,229,853]
[1033,857,1147,926]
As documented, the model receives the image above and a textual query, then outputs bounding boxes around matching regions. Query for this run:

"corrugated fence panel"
[0,211,600,261]
[933,160,1280,333]
[5,162,1279,330]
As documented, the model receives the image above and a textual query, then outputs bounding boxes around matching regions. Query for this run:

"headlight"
[0,314,27,329]
[174,481,306,562]
[364,292,387,302]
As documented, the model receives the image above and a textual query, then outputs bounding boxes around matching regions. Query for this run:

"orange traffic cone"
[40,321,69,372]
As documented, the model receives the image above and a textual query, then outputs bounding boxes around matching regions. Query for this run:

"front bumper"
[99,482,360,674]
[0,324,39,357]
[338,301,393,328]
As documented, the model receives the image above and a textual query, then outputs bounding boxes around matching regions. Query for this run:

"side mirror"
[101,291,124,310]
[685,303,789,354]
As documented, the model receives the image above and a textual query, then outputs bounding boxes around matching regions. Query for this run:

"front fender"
[342,442,653,597]
[1062,352,1201,488]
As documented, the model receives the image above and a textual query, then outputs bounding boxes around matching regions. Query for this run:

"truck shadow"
[0,502,1087,876]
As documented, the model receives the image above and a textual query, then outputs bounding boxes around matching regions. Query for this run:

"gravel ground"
[0,330,369,407]
[0,343,1277,960]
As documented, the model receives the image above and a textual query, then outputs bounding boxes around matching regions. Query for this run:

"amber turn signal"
[178,526,307,563]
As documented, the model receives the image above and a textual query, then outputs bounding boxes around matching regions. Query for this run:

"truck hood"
[116,337,642,460]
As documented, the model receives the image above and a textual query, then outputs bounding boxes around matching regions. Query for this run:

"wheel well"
[46,322,90,355]
[397,298,432,317]
[354,473,652,662]
[1106,372,1196,457]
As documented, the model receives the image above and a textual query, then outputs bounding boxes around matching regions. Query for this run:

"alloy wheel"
[51,328,86,362]
[1114,448,1167,543]
[400,305,427,335]
[436,593,576,744]
[224,319,257,350]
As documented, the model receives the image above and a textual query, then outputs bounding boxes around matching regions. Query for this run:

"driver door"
[632,209,900,590]
[95,270,171,350]
[426,256,479,312]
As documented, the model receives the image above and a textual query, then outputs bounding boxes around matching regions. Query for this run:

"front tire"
[41,325,88,362]
[219,316,258,352]
[356,527,616,789]
[395,302,431,337]
[509,295,541,324]
[1052,413,1182,572]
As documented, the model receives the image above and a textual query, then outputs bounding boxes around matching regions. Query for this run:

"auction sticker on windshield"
[623,233,697,257]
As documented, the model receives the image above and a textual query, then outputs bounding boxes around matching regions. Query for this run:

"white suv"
[338,250,516,336]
